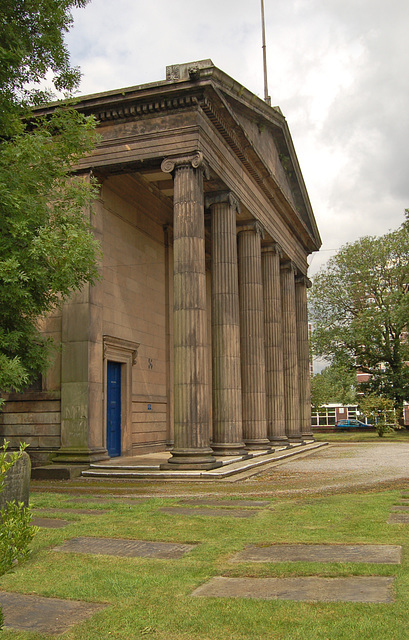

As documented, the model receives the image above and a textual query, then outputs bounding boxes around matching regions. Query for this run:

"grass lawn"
[313,429,409,443]
[1,480,409,639]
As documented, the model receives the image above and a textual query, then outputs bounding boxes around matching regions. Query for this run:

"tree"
[310,362,357,411]
[358,395,397,437]
[0,1,100,395]
[309,219,409,412]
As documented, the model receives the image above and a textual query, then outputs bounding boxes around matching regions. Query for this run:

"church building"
[0,60,321,471]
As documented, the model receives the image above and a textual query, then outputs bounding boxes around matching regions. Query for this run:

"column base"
[302,431,315,441]
[287,433,304,444]
[160,448,222,470]
[244,438,273,452]
[52,447,110,465]
[211,442,249,458]
[269,435,290,448]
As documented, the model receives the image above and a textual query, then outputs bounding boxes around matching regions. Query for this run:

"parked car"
[335,419,374,429]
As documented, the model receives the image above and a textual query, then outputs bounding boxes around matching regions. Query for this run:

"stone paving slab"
[0,591,107,635]
[53,536,197,559]
[230,544,402,564]
[160,507,259,518]
[396,499,409,504]
[388,513,409,524]
[179,499,270,508]
[391,505,409,511]
[191,576,395,603]
[68,496,146,504]
[34,508,108,515]
[31,517,70,529]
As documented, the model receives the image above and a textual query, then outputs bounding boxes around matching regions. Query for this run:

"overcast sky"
[66,0,409,274]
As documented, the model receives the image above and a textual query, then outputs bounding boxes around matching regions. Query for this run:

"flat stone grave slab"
[388,513,409,524]
[31,517,70,529]
[34,508,107,515]
[391,505,409,511]
[0,591,107,635]
[53,536,197,559]
[180,499,270,508]
[191,576,395,603]
[160,507,259,518]
[230,544,402,564]
[68,496,146,503]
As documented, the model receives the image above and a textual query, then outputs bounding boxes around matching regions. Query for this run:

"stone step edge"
[81,442,327,480]
[87,445,293,471]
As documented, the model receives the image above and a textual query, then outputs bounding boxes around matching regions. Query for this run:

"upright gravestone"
[0,452,31,509]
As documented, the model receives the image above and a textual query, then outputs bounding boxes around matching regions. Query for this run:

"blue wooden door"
[107,361,121,457]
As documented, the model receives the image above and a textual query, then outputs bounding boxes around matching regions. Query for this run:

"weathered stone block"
[0,452,31,509]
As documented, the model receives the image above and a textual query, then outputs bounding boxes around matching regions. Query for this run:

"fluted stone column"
[296,274,314,440]
[238,222,270,450]
[160,153,219,469]
[207,192,246,456]
[262,244,288,447]
[281,260,303,442]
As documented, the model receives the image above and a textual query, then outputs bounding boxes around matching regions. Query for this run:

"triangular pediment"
[203,75,321,250]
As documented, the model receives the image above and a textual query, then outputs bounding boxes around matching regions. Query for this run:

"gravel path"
[254,442,409,495]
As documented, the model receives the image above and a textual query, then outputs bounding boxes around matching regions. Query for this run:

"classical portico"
[0,60,321,472]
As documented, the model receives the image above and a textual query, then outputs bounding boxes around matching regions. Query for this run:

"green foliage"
[0,442,37,630]
[310,219,409,408]
[0,0,89,137]
[0,0,100,393]
[311,362,357,410]
[0,499,36,574]
[359,394,397,437]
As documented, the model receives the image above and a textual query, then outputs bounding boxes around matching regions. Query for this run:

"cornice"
[96,93,199,122]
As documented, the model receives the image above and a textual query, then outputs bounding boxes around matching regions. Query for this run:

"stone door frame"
[103,336,139,458]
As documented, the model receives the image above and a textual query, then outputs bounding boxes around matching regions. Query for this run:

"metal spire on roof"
[261,0,271,105]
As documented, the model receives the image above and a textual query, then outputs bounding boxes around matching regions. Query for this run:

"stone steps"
[81,441,327,480]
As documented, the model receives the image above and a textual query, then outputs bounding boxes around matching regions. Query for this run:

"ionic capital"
[295,274,312,288]
[205,191,241,214]
[237,220,265,239]
[262,242,283,259]
[280,260,297,275]
[161,152,210,178]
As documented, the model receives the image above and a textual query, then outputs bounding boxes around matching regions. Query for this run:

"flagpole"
[261,0,271,105]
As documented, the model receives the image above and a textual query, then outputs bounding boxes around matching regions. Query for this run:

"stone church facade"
[0,60,321,469]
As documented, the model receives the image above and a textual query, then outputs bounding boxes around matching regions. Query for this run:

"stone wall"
[101,177,170,454]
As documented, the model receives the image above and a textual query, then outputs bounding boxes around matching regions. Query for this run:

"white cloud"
[65,0,409,275]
